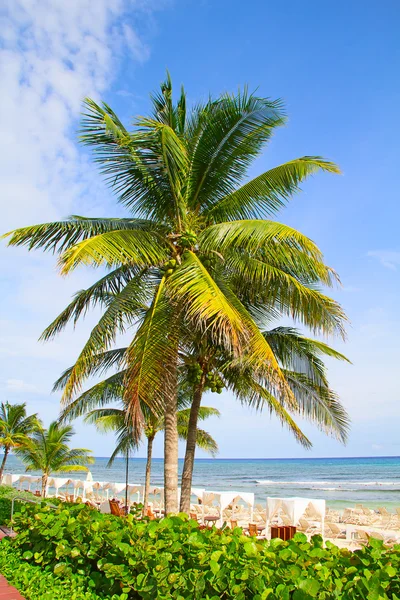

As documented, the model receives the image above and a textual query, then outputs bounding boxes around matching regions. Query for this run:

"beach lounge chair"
[355,529,398,547]
[341,508,361,525]
[326,522,346,539]
[377,506,391,517]
[326,509,340,523]
[109,500,125,517]
[297,518,319,534]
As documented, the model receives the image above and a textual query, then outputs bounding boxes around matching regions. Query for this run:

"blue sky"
[0,0,399,459]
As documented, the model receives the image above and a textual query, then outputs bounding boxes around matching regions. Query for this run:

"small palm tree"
[15,421,94,496]
[83,403,219,512]
[0,402,39,480]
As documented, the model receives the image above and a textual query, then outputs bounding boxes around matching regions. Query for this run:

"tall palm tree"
[15,421,94,497]
[178,327,350,512]
[84,403,219,512]
[3,75,347,513]
[0,402,39,480]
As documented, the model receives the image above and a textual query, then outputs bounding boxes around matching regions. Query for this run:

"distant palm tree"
[0,402,39,480]
[83,404,219,513]
[15,421,94,497]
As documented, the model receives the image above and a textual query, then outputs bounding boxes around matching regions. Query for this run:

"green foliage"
[0,486,58,526]
[0,542,104,600]
[5,503,400,599]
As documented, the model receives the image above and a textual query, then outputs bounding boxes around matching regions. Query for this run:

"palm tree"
[15,421,94,497]
[3,75,347,513]
[84,403,219,512]
[0,402,39,480]
[178,327,350,512]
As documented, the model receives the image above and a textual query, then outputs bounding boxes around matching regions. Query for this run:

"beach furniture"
[266,497,325,536]
[354,529,398,547]
[109,499,126,517]
[247,523,258,536]
[204,515,219,527]
[377,506,392,516]
[341,508,362,524]
[297,518,319,534]
[202,491,255,528]
[326,509,340,523]
[230,519,238,529]
[325,522,346,539]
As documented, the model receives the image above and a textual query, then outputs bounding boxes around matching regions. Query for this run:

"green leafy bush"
[5,503,400,599]
[0,484,58,525]
[0,542,107,600]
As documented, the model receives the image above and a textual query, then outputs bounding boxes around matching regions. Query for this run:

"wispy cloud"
[3,379,39,394]
[0,1,162,431]
[367,250,400,270]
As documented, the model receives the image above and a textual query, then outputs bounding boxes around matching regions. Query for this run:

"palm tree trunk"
[0,447,10,481]
[179,371,207,513]
[41,473,48,498]
[164,343,179,514]
[143,434,154,514]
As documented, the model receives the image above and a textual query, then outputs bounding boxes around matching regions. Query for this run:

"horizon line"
[90,454,400,461]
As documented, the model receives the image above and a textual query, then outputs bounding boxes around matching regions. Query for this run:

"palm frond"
[53,348,128,392]
[167,251,247,352]
[200,220,324,263]
[284,370,350,443]
[60,274,149,402]
[59,371,126,422]
[58,229,169,275]
[124,278,174,425]
[41,267,145,342]
[186,91,285,211]
[1,216,156,254]
[205,157,340,220]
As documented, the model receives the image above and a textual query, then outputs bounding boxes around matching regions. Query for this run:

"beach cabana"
[17,474,41,492]
[46,477,69,497]
[266,497,326,534]
[65,478,85,500]
[126,484,144,503]
[3,473,21,487]
[202,491,255,527]
[102,482,127,499]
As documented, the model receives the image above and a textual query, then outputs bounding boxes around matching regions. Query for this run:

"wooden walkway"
[0,576,25,600]
[0,527,25,599]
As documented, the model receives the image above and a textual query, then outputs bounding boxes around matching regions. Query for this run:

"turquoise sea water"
[4,455,400,509]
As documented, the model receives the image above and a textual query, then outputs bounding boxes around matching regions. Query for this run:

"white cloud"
[4,378,39,393]
[367,250,400,270]
[0,1,161,443]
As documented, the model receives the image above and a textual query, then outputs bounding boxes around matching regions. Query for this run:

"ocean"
[4,455,400,509]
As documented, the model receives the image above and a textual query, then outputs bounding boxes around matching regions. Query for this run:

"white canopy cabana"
[102,482,127,498]
[266,497,326,534]
[65,478,85,500]
[126,484,144,503]
[47,477,69,497]
[17,474,41,491]
[3,473,22,487]
[202,491,255,526]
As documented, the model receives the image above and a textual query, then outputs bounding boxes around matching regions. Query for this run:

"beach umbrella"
[84,470,94,499]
